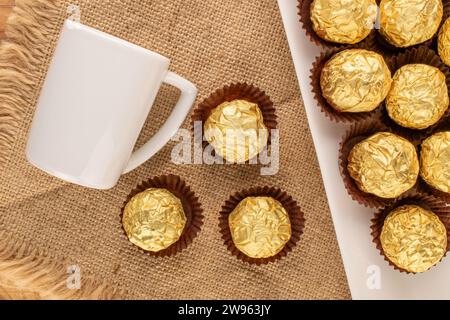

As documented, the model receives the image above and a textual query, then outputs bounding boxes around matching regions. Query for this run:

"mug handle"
[122,72,198,174]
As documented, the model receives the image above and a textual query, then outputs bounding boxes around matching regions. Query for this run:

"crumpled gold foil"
[386,64,449,130]
[420,131,450,193]
[122,188,186,252]
[204,99,269,163]
[348,132,419,198]
[310,0,378,44]
[380,0,443,48]
[321,49,392,113]
[438,18,450,67]
[228,197,291,259]
[381,205,447,273]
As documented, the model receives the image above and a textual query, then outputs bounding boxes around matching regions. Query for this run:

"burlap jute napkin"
[0,0,350,299]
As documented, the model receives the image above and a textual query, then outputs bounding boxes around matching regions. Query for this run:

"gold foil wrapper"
[380,0,443,48]
[348,132,419,198]
[228,197,292,259]
[439,18,450,67]
[420,131,450,193]
[386,64,449,130]
[122,188,186,252]
[204,99,269,163]
[310,0,377,44]
[320,49,392,113]
[381,205,447,273]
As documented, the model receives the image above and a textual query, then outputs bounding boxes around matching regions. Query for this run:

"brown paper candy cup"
[311,47,386,123]
[417,122,450,204]
[374,32,435,56]
[298,0,377,49]
[371,193,450,274]
[445,0,450,18]
[190,83,277,161]
[120,174,204,257]
[381,46,450,141]
[219,186,305,265]
[418,178,450,205]
[339,120,418,208]
[445,0,450,22]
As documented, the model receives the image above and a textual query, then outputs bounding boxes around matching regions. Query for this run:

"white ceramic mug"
[26,20,197,189]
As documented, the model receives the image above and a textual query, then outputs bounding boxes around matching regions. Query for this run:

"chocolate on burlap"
[0,0,349,299]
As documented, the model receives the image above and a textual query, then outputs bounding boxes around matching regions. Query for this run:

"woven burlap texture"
[0,0,350,299]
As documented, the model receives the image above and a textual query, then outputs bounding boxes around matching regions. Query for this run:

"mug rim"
[64,19,171,66]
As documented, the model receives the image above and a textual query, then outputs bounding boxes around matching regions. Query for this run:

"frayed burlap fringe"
[0,0,60,167]
[0,0,123,300]
[0,231,124,300]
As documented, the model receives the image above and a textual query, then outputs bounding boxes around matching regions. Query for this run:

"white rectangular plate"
[278,0,450,300]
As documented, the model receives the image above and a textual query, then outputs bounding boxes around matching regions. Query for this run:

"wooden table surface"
[0,0,15,39]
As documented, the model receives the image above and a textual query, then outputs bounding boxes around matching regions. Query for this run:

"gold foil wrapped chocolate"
[122,188,186,252]
[348,132,419,198]
[381,205,447,273]
[420,131,450,194]
[310,0,378,44]
[386,64,449,130]
[438,18,450,67]
[320,49,392,113]
[204,99,269,163]
[380,0,443,48]
[228,197,291,259]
